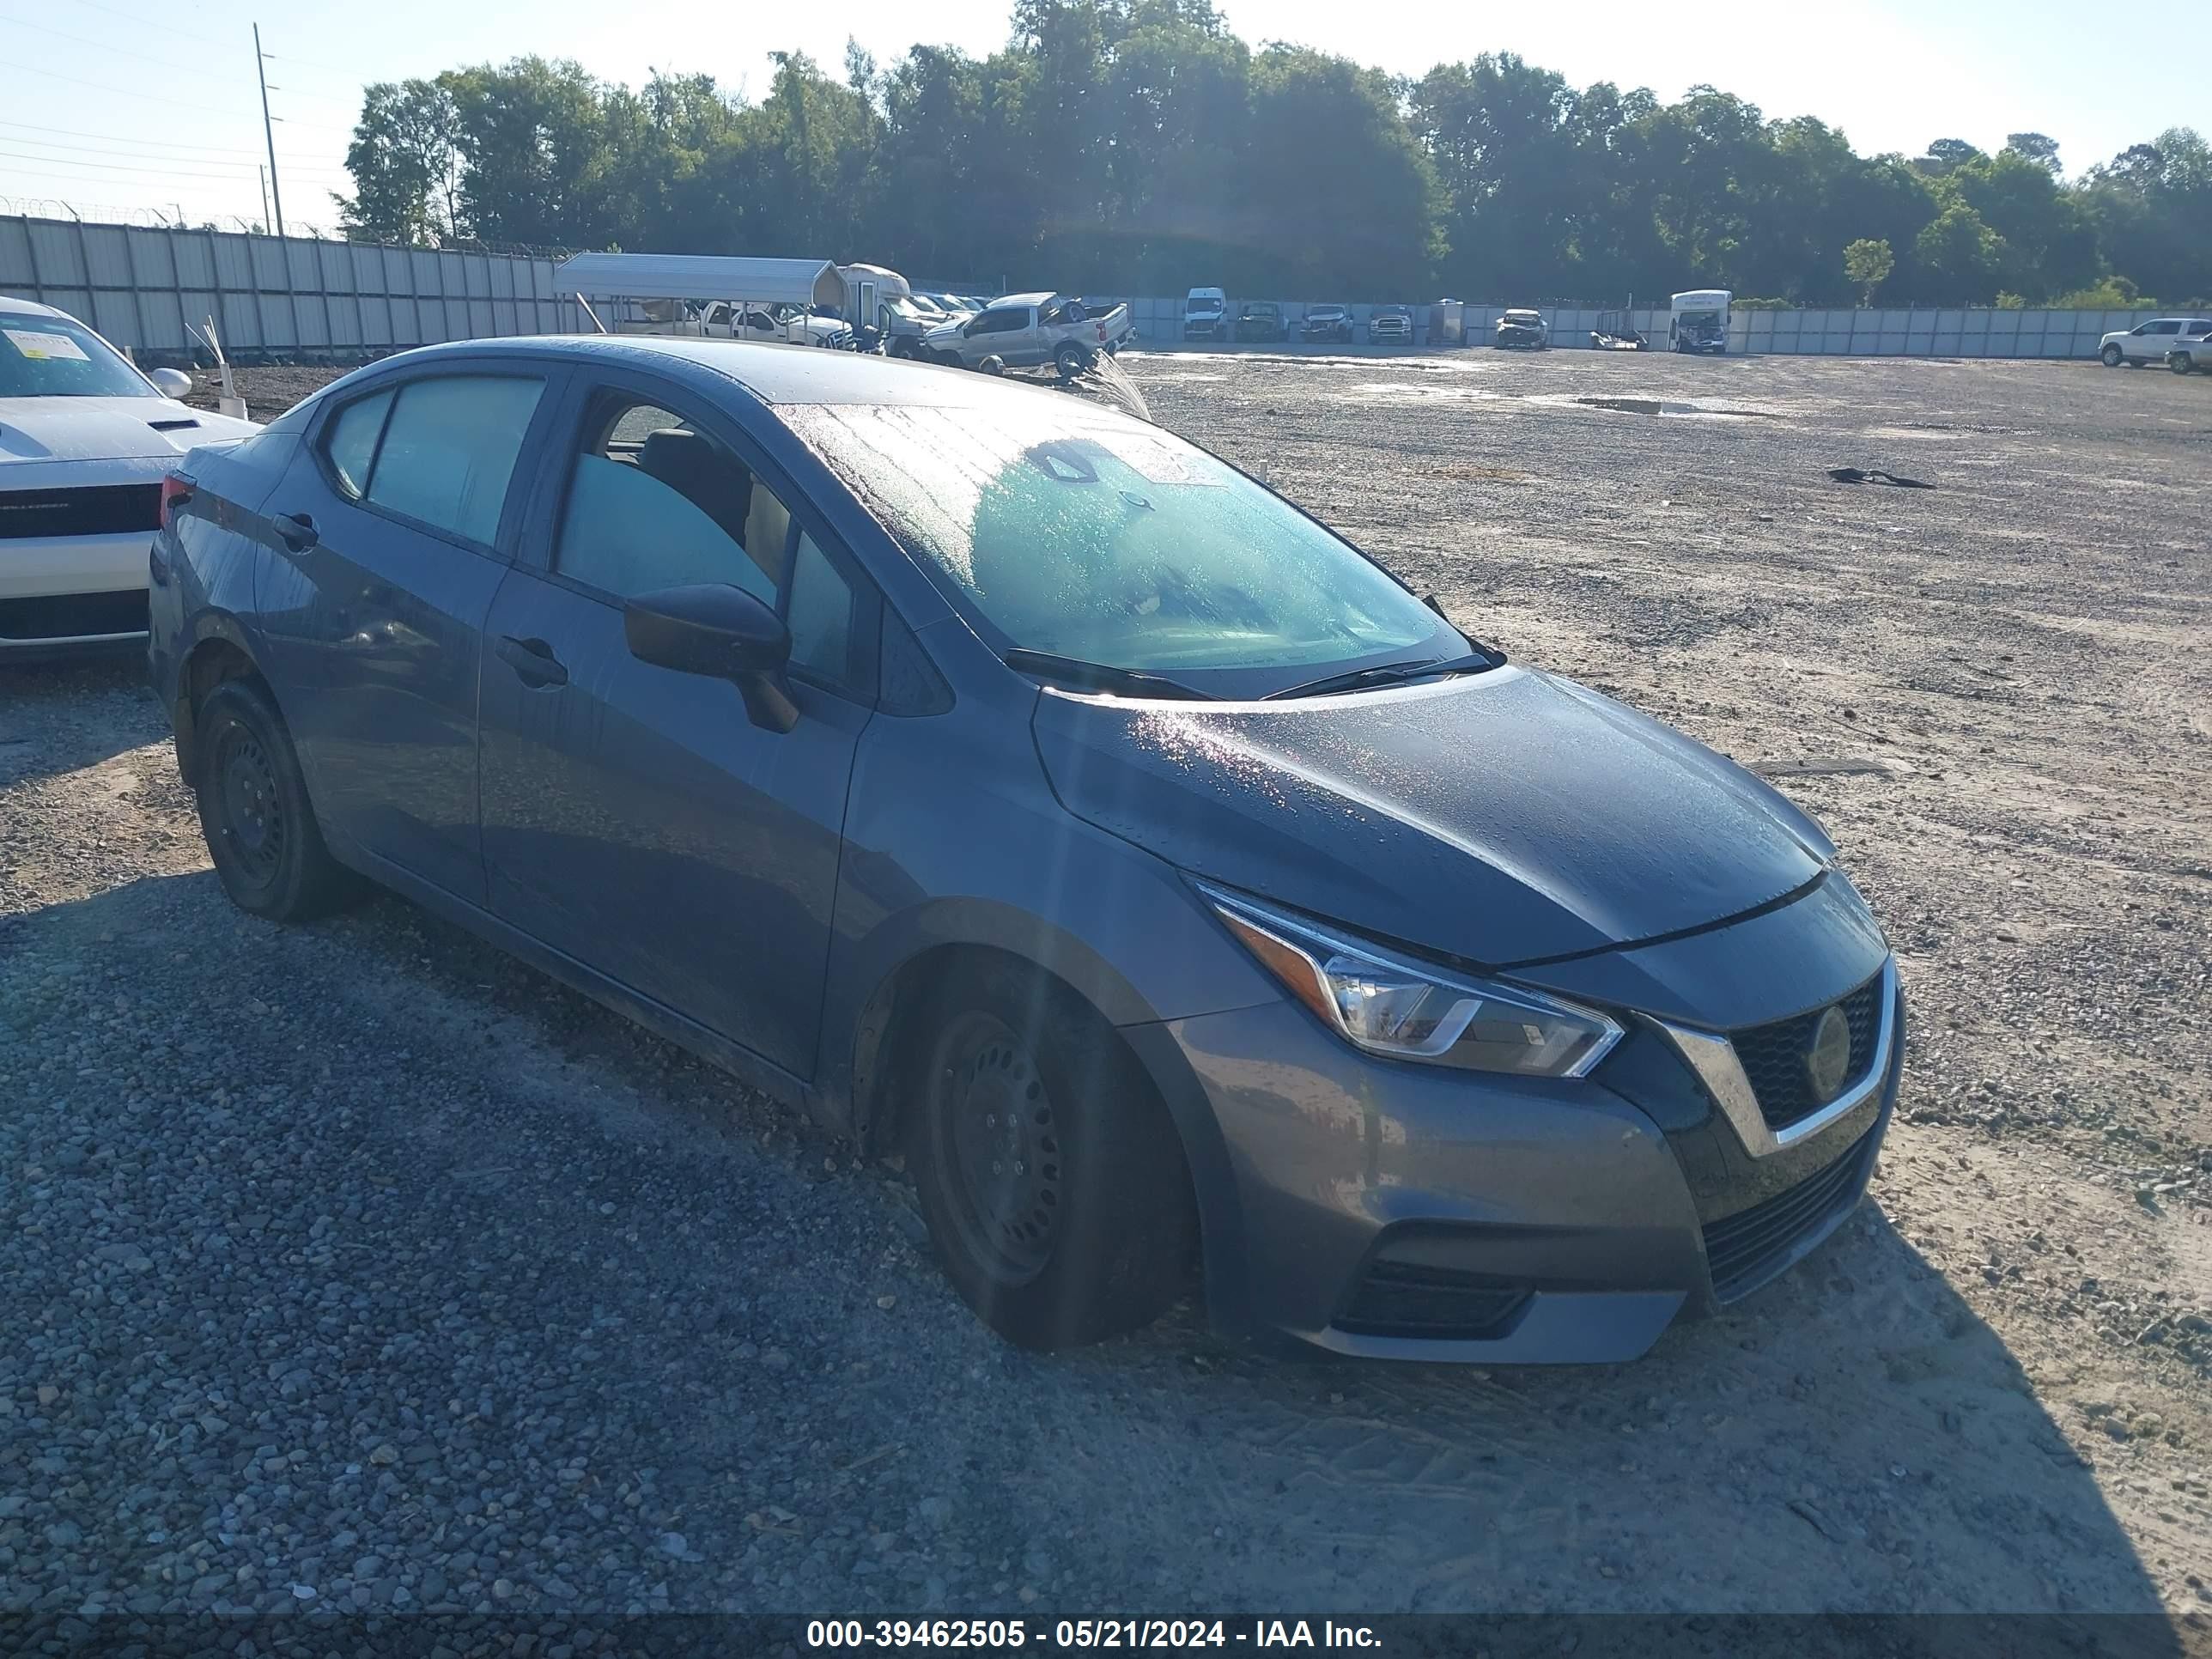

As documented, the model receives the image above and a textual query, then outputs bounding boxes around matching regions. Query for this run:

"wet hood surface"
[1032,665,1832,968]
[0,396,257,465]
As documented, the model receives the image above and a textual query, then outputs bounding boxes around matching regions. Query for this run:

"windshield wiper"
[1264,650,1498,702]
[1003,648,1217,701]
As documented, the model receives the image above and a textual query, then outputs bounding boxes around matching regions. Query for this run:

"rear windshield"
[0,312,155,399]
[787,402,1448,688]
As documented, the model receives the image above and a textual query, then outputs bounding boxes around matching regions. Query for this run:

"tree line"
[336,0,2210,309]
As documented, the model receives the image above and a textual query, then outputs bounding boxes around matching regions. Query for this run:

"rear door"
[255,362,562,902]
[476,368,879,1076]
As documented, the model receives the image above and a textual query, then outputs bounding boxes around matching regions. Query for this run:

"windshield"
[788,403,1453,689]
[0,312,156,399]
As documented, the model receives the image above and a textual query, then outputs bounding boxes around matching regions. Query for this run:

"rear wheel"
[906,962,1194,1350]
[193,678,357,921]
[1054,342,1091,379]
[2170,351,2195,375]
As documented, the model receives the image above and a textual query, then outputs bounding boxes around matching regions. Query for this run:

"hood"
[0,396,258,465]
[1031,665,1833,968]
[924,319,967,343]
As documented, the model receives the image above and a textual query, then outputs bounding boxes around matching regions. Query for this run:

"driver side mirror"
[149,367,192,398]
[623,582,798,732]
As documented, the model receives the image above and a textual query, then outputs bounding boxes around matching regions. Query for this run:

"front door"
[255,365,557,902]
[476,373,878,1077]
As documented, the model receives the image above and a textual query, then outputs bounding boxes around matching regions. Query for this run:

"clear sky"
[3,0,2203,234]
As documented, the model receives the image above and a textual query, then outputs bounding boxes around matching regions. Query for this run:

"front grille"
[0,483,161,540]
[0,590,149,642]
[1702,1129,1874,1302]
[1731,974,1882,1130]
[1335,1261,1530,1341]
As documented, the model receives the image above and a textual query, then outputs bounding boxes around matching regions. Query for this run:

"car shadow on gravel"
[1,872,2178,1626]
[285,888,2178,1619]
[0,657,167,786]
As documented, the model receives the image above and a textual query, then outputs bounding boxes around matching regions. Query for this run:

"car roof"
[0,293,70,319]
[339,334,1135,410]
[994,291,1054,308]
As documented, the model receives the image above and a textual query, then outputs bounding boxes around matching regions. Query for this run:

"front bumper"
[1,532,154,658]
[1127,936,1903,1364]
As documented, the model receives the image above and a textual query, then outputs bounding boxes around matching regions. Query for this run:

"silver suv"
[2099,317,2212,368]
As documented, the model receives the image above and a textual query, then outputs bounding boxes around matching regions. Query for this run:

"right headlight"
[1198,884,1624,1079]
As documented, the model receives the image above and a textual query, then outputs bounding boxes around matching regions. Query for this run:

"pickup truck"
[1368,305,1414,345]
[2099,316,2212,368]
[1300,304,1353,343]
[927,293,1133,374]
[1235,302,1289,343]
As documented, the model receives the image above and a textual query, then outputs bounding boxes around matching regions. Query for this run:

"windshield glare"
[789,404,1449,686]
[0,313,155,399]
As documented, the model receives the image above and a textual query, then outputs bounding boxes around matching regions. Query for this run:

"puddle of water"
[1568,395,1763,418]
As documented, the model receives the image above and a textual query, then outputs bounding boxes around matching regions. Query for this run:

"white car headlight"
[1199,884,1623,1079]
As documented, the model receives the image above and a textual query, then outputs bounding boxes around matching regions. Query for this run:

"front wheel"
[193,678,358,921]
[2170,352,2195,375]
[2100,343,2124,367]
[906,963,1194,1350]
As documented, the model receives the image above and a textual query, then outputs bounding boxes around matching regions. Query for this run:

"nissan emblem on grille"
[1804,1004,1852,1103]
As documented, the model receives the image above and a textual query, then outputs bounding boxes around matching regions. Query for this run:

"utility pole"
[258,167,270,234]
[253,23,285,237]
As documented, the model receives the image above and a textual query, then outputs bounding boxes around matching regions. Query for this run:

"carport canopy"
[554,252,844,310]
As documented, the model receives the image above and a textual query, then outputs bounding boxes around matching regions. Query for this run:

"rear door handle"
[495,635,568,689]
[276,511,318,552]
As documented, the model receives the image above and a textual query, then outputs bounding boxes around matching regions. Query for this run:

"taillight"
[1097,322,1107,341]
[159,474,193,531]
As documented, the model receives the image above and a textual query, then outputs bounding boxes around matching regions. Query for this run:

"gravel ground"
[6,348,2210,1632]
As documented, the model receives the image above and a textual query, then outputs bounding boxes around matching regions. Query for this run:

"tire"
[1054,342,1090,379]
[905,961,1194,1350]
[2170,352,2194,375]
[192,678,358,921]
[2100,343,2124,367]
[888,337,912,360]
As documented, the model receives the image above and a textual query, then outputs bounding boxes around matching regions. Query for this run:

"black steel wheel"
[214,724,287,890]
[193,677,359,921]
[906,959,1195,1350]
[935,1012,1063,1284]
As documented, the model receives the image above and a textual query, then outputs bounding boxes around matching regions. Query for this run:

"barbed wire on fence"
[2,196,576,262]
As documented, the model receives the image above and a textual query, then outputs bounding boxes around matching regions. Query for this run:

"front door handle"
[495,635,568,689]
[275,511,318,552]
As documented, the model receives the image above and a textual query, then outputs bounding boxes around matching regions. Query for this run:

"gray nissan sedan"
[149,337,1902,1364]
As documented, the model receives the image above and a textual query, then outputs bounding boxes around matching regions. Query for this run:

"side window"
[365,375,544,546]
[974,308,1025,336]
[323,388,392,499]
[552,393,793,604]
[2150,321,2182,335]
[787,532,857,684]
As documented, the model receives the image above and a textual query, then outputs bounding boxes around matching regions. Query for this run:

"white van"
[1669,290,1730,355]
[1183,287,1227,343]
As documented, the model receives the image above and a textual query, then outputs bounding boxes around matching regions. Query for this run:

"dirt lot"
[6,348,2210,1633]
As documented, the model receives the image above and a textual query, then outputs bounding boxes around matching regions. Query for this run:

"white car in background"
[1,295,257,661]
[2098,316,2212,368]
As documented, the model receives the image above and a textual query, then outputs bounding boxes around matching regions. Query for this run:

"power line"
[0,12,249,78]
[0,147,269,182]
[0,118,283,158]
[0,129,345,173]
[52,0,214,46]
[10,58,264,113]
